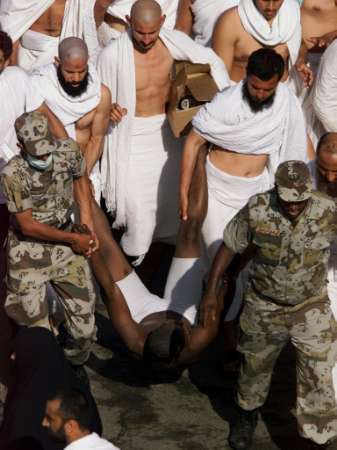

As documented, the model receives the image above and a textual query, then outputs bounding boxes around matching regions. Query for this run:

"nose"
[327,172,337,183]
[256,90,267,101]
[142,35,152,45]
[71,73,81,84]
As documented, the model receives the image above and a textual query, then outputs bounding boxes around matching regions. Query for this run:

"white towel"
[107,0,179,30]
[97,28,229,228]
[312,40,337,134]
[192,80,308,183]
[0,66,42,202]
[31,63,101,131]
[0,0,99,70]
[238,0,301,67]
[191,0,239,47]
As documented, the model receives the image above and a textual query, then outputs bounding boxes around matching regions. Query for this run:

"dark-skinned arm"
[37,103,68,139]
[177,244,235,366]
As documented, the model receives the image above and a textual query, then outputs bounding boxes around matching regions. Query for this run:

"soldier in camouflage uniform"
[202,160,337,448]
[0,111,97,367]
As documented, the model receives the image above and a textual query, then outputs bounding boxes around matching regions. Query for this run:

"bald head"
[130,0,162,24]
[317,132,337,155]
[58,37,88,63]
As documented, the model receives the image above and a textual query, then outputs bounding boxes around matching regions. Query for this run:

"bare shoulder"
[214,7,241,39]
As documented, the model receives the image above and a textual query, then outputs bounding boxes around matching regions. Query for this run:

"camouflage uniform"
[0,112,96,366]
[223,161,337,444]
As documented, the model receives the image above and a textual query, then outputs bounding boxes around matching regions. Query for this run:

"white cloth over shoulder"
[312,39,337,133]
[31,63,101,134]
[30,62,102,199]
[98,27,229,228]
[191,0,239,47]
[0,0,99,70]
[238,0,301,67]
[192,81,308,181]
[106,0,179,30]
[64,432,120,450]
[0,66,42,202]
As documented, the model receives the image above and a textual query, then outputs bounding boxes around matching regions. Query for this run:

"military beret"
[15,111,58,156]
[275,160,312,202]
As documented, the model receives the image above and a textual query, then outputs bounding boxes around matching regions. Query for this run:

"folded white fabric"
[192,80,308,182]
[98,27,230,227]
[238,0,301,67]
[0,0,99,69]
[192,0,239,47]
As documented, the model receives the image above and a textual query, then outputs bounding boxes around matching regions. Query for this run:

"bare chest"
[30,0,66,36]
[235,32,289,64]
[75,109,97,147]
[302,0,337,38]
[134,45,173,96]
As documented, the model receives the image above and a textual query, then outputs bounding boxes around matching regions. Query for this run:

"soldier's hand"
[71,233,95,257]
[110,103,127,123]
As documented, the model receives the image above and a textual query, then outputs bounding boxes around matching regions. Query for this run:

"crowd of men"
[1,0,337,449]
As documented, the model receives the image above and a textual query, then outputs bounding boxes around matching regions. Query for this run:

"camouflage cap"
[15,111,58,156]
[275,160,312,202]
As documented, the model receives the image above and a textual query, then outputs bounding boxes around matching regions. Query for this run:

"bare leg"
[175,145,208,258]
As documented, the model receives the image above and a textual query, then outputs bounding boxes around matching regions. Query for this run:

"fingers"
[110,103,127,123]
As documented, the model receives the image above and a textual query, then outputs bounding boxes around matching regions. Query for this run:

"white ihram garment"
[193,81,307,320]
[0,0,98,71]
[191,0,239,47]
[0,66,42,202]
[117,257,204,325]
[64,433,120,450]
[30,63,102,201]
[238,0,301,68]
[97,27,229,256]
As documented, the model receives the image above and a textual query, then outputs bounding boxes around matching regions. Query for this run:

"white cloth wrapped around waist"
[206,156,270,209]
[192,0,239,47]
[98,27,229,228]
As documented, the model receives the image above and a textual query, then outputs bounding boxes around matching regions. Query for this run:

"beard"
[57,66,89,97]
[242,81,275,113]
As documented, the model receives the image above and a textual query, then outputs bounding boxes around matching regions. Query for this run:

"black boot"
[228,407,258,450]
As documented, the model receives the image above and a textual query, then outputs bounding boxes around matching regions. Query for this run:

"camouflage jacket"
[0,138,85,228]
[223,188,336,305]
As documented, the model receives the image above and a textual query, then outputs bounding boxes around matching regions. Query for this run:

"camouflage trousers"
[5,232,96,365]
[237,290,337,445]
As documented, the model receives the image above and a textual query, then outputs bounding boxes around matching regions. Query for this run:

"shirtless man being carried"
[89,147,224,368]
[212,0,301,83]
[0,0,114,70]
[180,49,308,322]
[98,0,227,265]
[30,37,111,202]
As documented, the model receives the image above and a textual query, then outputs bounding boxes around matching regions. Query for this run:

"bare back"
[213,8,289,83]
[302,0,337,50]
[30,0,66,37]
[134,39,173,117]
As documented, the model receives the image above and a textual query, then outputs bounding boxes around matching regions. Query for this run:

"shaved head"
[317,133,337,155]
[130,0,162,24]
[58,37,88,63]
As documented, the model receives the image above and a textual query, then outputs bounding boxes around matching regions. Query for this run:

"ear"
[54,56,60,67]
[125,15,131,26]
[64,419,78,436]
[160,14,166,26]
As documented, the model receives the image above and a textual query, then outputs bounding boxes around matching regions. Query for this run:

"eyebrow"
[317,162,337,173]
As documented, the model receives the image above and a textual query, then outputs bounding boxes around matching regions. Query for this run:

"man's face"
[0,49,9,74]
[318,148,337,184]
[254,0,284,21]
[57,57,89,97]
[243,74,279,112]
[130,18,163,52]
[42,399,67,443]
[278,198,308,221]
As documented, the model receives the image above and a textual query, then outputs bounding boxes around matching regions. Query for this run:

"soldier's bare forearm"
[37,104,68,140]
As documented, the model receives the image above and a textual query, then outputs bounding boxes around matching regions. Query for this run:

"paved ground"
[88,309,335,450]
